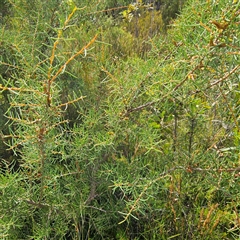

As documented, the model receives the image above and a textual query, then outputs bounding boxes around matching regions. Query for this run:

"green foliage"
[161,0,184,29]
[0,0,239,239]
[120,2,164,57]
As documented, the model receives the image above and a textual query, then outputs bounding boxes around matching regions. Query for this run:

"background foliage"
[0,0,239,239]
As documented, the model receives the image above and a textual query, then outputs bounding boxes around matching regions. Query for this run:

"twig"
[123,58,205,116]
[190,167,240,173]
[49,34,98,84]
[24,199,50,208]
[125,101,156,115]
[85,206,107,213]
[118,165,239,224]
[173,57,205,91]
[118,166,184,224]
[194,65,240,94]
[57,96,86,108]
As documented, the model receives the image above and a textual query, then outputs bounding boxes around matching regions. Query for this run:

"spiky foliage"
[0,0,239,239]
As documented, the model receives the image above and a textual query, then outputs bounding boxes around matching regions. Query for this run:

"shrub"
[0,0,239,239]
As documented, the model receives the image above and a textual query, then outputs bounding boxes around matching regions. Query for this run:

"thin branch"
[87,6,128,15]
[24,199,50,208]
[85,206,107,213]
[190,167,240,173]
[0,85,42,94]
[123,59,205,116]
[124,101,156,115]
[118,167,185,224]
[194,65,240,93]
[118,165,239,224]
[207,65,239,88]
[173,57,205,91]
[57,96,86,108]
[49,34,98,84]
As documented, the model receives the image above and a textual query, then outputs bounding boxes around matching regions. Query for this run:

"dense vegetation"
[0,0,239,239]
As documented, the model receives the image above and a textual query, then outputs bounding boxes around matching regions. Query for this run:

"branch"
[124,101,156,116]
[194,65,240,93]
[173,57,205,91]
[49,34,98,84]
[118,166,184,224]
[118,165,239,224]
